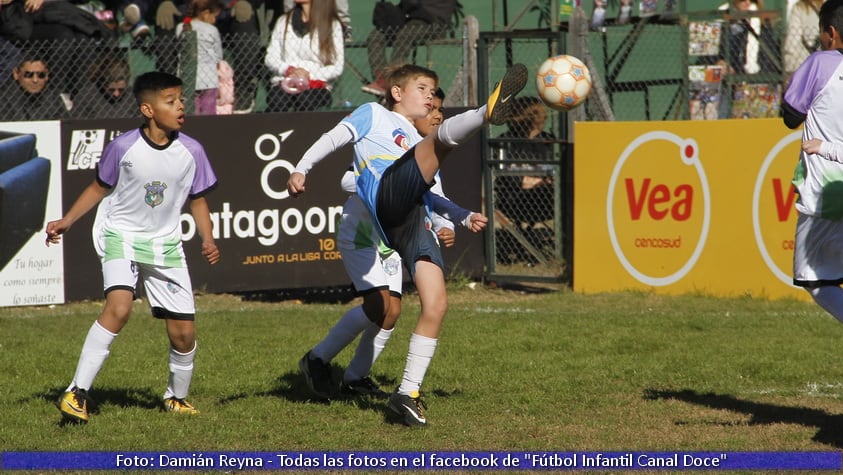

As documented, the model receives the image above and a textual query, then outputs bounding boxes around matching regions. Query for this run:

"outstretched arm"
[287,123,353,196]
[425,192,488,233]
[45,179,108,246]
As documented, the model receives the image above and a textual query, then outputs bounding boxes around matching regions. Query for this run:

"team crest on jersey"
[392,128,410,150]
[144,181,168,208]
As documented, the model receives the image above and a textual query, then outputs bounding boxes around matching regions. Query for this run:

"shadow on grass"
[644,388,843,448]
[216,370,460,426]
[35,386,161,426]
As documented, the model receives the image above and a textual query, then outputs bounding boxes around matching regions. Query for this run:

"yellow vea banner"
[574,118,805,300]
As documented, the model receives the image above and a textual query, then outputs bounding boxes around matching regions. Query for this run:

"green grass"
[3,285,843,470]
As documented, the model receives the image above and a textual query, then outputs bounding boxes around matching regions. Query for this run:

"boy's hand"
[437,228,455,248]
[44,219,68,246]
[287,172,306,196]
[466,212,488,233]
[202,241,220,265]
[802,138,822,155]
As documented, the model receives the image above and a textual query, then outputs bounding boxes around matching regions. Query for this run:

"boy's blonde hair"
[383,63,439,109]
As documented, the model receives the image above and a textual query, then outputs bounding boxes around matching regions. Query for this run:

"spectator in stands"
[362,0,456,97]
[0,0,112,100]
[72,55,136,119]
[0,54,69,120]
[263,0,344,112]
[784,0,824,81]
[719,0,779,75]
[493,96,556,263]
[176,0,224,115]
[0,37,21,82]
[283,0,350,39]
[218,0,261,113]
[152,0,184,75]
[694,0,779,118]
[216,59,235,114]
[155,0,261,113]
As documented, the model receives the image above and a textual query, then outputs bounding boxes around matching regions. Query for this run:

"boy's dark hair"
[434,87,445,101]
[133,71,182,105]
[819,0,843,37]
[383,63,439,109]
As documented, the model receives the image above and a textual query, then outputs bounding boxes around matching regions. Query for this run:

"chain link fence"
[0,17,473,120]
[0,7,818,285]
[0,7,810,120]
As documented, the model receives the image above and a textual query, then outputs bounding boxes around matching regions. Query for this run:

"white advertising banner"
[0,121,64,307]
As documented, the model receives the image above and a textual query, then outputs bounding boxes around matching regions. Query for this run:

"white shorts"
[793,213,843,288]
[338,195,403,296]
[102,259,196,320]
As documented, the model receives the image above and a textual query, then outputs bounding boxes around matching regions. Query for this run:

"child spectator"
[72,54,136,119]
[176,0,223,115]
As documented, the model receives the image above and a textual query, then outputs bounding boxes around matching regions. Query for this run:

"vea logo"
[752,131,801,286]
[606,131,711,286]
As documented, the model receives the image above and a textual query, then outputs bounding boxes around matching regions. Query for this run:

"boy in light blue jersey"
[46,71,220,423]
[299,88,487,401]
[288,63,526,425]
[782,0,843,321]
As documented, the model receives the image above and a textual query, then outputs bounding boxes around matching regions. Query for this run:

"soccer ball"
[535,54,592,111]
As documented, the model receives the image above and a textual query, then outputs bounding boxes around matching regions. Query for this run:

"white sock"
[436,106,487,147]
[344,326,393,383]
[68,321,117,392]
[810,287,843,323]
[397,333,438,395]
[311,305,370,362]
[164,342,196,400]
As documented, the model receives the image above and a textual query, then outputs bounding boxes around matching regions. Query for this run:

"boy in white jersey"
[288,63,525,425]
[782,0,843,322]
[46,71,220,423]
[300,88,487,400]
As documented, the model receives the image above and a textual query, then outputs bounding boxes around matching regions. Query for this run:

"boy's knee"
[169,333,195,353]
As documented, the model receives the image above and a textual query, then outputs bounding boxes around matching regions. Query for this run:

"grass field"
[3,283,843,473]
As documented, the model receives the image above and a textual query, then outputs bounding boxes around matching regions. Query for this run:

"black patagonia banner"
[59,111,483,301]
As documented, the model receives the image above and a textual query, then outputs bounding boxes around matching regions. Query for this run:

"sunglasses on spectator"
[23,71,48,79]
[107,87,126,93]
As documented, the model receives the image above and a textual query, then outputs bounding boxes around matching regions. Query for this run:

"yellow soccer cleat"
[57,387,89,423]
[164,397,200,415]
[486,63,528,125]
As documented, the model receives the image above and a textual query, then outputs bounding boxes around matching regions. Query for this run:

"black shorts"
[376,148,443,277]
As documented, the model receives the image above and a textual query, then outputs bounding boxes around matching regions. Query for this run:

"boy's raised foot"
[486,63,528,125]
[164,397,199,414]
[387,390,427,426]
[57,386,90,423]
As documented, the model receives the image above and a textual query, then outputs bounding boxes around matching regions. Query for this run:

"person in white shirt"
[264,0,344,112]
[175,0,224,115]
[784,0,824,80]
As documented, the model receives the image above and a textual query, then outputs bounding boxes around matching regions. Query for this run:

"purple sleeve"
[784,51,843,114]
[96,129,139,187]
[182,136,218,197]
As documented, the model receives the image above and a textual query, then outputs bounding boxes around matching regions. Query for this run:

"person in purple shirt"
[781,0,843,324]
[46,71,220,423]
